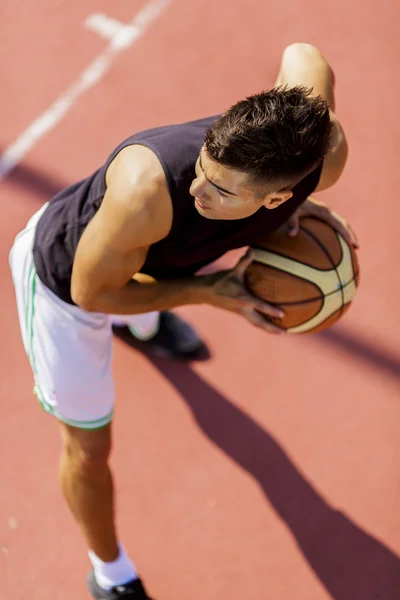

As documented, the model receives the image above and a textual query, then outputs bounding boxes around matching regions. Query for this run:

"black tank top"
[33,115,322,305]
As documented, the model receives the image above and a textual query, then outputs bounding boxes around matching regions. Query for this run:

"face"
[189,147,293,220]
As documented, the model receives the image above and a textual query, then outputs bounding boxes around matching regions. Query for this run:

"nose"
[190,176,207,199]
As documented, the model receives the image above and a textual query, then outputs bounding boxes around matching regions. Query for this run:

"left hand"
[286,197,359,248]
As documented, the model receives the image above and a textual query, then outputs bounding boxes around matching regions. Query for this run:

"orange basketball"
[245,217,360,333]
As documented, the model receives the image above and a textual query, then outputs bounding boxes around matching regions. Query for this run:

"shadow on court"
[319,328,400,379]
[140,352,400,600]
[2,158,66,200]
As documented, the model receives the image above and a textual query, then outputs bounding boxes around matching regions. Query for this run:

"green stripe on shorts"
[26,264,113,430]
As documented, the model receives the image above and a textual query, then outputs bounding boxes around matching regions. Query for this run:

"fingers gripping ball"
[245,217,360,334]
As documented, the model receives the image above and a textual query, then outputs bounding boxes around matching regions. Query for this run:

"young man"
[9,43,357,599]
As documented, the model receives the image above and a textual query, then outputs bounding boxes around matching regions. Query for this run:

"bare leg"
[274,43,336,109]
[59,422,119,561]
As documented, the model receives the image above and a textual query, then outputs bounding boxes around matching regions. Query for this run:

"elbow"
[282,43,326,64]
[70,281,101,312]
[71,292,98,313]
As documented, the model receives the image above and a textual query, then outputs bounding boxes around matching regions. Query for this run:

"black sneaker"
[113,311,205,360]
[87,570,152,599]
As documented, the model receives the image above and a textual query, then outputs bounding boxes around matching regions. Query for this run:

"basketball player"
[9,43,358,599]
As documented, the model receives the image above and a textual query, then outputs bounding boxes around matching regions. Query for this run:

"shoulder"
[102,144,173,244]
[105,144,167,191]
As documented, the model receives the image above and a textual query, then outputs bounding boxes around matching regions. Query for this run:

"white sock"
[88,544,138,591]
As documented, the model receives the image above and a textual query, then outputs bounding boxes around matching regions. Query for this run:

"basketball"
[245,217,360,334]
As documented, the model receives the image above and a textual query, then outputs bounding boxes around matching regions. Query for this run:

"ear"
[263,190,293,210]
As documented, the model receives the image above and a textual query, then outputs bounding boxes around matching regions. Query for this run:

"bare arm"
[275,43,348,191]
[71,145,285,330]
[71,145,209,314]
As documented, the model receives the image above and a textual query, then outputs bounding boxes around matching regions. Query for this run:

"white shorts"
[9,204,160,430]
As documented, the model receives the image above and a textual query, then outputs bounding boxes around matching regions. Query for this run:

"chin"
[194,201,250,221]
[201,212,240,221]
[196,207,218,219]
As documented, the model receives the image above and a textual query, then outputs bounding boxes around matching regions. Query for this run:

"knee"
[280,43,329,71]
[61,423,112,474]
[278,43,331,85]
[282,42,323,58]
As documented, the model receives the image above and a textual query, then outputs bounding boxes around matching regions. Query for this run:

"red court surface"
[1,1,400,598]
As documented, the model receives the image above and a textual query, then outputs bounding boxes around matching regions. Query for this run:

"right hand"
[204,249,286,334]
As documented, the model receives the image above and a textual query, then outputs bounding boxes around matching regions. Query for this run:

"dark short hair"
[204,86,332,196]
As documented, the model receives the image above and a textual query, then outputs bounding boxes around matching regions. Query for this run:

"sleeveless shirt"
[32,115,322,305]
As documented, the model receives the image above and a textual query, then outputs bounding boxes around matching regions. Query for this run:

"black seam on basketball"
[298,221,342,269]
[281,289,343,330]
[299,222,346,316]
[266,293,327,328]
[338,270,346,319]
[298,220,359,317]
[252,218,341,272]
[338,277,357,319]
[263,281,354,329]
[253,251,331,273]
[247,262,324,297]
[247,274,354,306]
[278,297,323,307]
[253,230,339,274]
[306,305,343,332]
[248,258,340,300]
[278,276,357,305]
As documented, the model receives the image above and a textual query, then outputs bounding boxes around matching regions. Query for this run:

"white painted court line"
[0,0,174,180]
[85,13,136,42]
